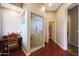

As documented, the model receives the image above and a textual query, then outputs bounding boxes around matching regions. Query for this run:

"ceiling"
[0,3,61,12]
[10,3,61,12]
[45,3,61,12]
[11,3,23,8]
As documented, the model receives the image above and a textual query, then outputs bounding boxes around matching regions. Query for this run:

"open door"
[67,5,78,56]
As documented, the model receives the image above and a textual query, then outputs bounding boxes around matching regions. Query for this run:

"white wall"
[45,4,68,50]
[56,4,68,50]
[0,8,21,35]
[0,4,27,54]
[23,4,46,54]
[20,22,27,52]
[46,5,67,50]
[20,5,28,53]
[46,11,56,21]
[46,11,56,43]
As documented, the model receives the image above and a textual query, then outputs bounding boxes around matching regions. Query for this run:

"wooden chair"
[7,32,18,55]
[0,35,8,55]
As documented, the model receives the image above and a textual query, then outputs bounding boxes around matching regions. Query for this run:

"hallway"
[30,39,72,56]
[0,3,78,56]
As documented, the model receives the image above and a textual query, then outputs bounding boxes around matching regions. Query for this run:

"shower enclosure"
[30,13,43,52]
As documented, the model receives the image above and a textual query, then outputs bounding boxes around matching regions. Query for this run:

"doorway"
[48,21,56,42]
[67,4,78,56]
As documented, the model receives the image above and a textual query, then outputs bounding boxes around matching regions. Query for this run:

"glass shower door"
[30,13,43,50]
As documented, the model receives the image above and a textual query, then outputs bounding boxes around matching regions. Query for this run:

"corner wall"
[56,4,68,50]
[46,11,56,21]
[23,3,46,55]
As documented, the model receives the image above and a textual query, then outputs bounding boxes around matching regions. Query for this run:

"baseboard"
[26,52,31,56]
[45,40,49,44]
[22,47,31,56]
[22,43,45,56]
[30,45,42,53]
[55,41,65,50]
[46,40,49,43]
[69,42,78,47]
[43,43,45,47]
[22,47,27,56]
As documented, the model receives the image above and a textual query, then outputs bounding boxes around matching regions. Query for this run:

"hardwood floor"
[30,39,72,56]
[9,48,26,56]
[1,48,25,56]
[68,43,78,56]
[0,39,73,56]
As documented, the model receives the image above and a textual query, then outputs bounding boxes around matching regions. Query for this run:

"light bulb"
[48,4,52,7]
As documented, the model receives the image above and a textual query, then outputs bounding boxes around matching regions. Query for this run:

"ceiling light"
[48,4,52,7]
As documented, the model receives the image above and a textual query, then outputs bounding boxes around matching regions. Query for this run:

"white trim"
[69,42,78,47]
[42,43,45,47]
[29,12,45,54]
[46,19,49,43]
[64,4,71,51]
[68,15,71,45]
[26,52,31,56]
[48,20,56,21]
[65,3,78,51]
[46,41,49,43]
[22,47,27,56]
[55,41,65,50]
[22,47,31,56]
[30,45,43,53]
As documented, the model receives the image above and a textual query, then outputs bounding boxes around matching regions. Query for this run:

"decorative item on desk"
[18,30,21,35]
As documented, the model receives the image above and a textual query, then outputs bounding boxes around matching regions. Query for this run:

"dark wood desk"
[0,36,22,55]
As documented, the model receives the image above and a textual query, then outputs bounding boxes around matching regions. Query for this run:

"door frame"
[65,3,78,54]
[67,15,71,45]
[30,12,45,54]
[47,20,56,43]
